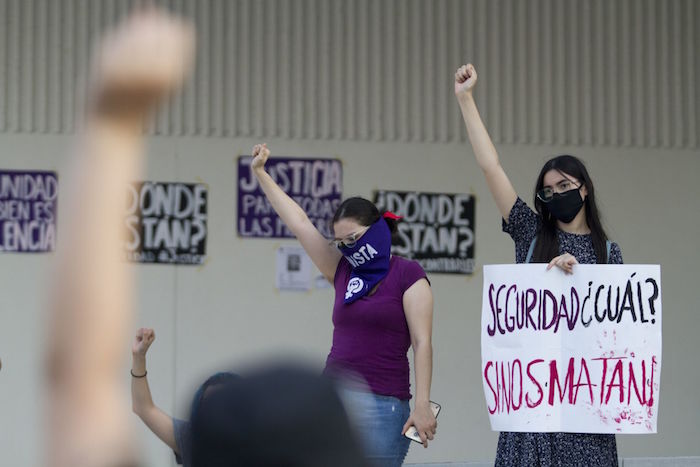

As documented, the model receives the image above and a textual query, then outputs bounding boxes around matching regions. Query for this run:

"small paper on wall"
[276,245,313,291]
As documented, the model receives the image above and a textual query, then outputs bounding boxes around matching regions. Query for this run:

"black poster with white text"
[374,190,475,274]
[125,182,207,265]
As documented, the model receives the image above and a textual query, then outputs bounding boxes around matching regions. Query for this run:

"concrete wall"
[0,1,698,465]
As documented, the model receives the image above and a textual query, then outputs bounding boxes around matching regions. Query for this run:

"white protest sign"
[481,264,661,433]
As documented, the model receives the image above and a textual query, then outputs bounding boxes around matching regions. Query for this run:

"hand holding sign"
[547,253,579,275]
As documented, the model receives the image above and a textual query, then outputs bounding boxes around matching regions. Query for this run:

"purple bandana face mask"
[339,218,392,304]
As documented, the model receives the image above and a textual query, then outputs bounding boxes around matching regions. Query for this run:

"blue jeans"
[339,387,412,467]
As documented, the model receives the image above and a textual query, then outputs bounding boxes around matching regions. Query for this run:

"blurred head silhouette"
[190,363,368,467]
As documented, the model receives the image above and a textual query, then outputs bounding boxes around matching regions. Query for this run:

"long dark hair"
[532,155,609,263]
[189,371,240,422]
[331,197,399,238]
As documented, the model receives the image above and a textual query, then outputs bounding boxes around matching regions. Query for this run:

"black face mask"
[546,188,584,223]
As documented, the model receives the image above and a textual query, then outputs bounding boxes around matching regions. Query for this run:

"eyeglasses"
[537,179,581,202]
[330,225,370,249]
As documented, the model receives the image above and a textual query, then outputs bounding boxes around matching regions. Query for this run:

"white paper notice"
[481,264,662,434]
[276,246,312,291]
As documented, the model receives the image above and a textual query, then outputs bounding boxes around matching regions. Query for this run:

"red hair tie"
[382,211,403,220]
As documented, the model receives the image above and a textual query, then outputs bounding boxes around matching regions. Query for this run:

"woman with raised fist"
[250,143,436,466]
[130,328,237,467]
[47,10,194,467]
[454,63,622,467]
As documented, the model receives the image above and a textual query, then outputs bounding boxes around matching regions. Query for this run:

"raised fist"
[251,143,271,171]
[93,9,195,119]
[454,63,477,98]
[132,328,155,356]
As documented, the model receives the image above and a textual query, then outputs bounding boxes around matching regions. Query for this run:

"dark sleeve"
[400,259,429,294]
[501,197,541,263]
[172,418,191,466]
[608,242,623,264]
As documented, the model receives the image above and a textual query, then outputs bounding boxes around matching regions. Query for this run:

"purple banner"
[238,156,343,239]
[0,170,58,253]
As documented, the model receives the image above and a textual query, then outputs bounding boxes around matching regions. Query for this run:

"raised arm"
[46,10,194,467]
[454,64,518,221]
[251,144,342,281]
[131,328,178,453]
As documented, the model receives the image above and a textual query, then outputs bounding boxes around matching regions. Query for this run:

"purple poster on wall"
[0,170,58,253]
[238,156,343,239]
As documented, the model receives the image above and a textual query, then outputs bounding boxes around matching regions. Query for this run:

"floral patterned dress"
[496,198,621,467]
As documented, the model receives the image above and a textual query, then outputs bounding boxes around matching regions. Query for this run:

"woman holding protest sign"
[250,143,436,466]
[454,63,622,466]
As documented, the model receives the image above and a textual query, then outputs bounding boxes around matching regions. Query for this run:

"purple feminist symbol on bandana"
[339,218,392,304]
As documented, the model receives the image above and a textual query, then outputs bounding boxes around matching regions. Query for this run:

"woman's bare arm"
[46,11,194,467]
[454,64,518,220]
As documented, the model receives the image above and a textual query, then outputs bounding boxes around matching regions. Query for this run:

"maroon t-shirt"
[325,255,428,400]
